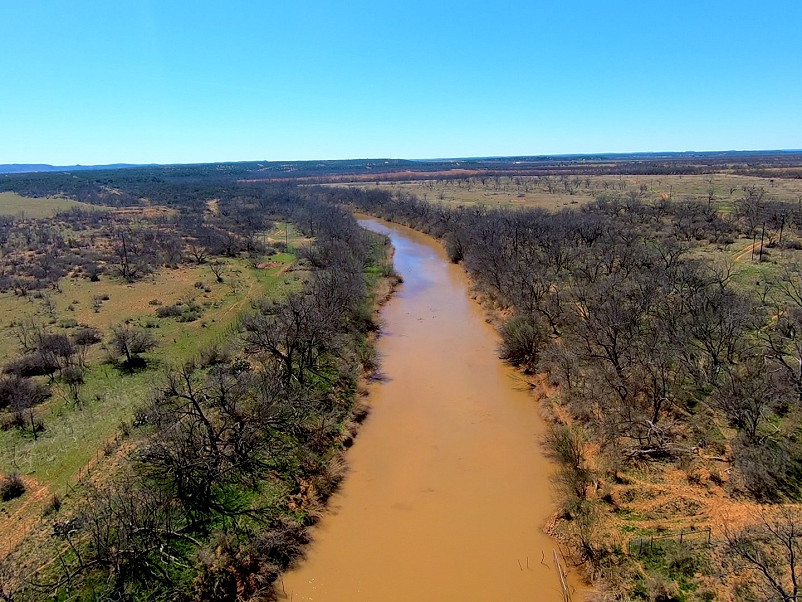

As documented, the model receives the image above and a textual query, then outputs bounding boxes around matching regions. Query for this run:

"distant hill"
[0,163,148,174]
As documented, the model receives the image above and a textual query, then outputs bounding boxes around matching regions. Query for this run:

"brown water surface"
[279,218,569,601]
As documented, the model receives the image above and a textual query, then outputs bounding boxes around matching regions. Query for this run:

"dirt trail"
[221,274,257,319]
[733,241,758,262]
[0,474,50,557]
[280,218,576,601]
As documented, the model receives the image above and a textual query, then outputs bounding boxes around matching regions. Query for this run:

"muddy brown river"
[279,218,574,601]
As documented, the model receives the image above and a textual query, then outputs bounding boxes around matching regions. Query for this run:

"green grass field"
[0,192,101,218]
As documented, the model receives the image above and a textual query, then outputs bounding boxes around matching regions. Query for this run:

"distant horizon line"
[2,148,802,175]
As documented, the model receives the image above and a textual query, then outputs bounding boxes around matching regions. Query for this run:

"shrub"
[0,376,50,411]
[198,344,231,368]
[72,326,102,347]
[155,304,182,318]
[43,492,62,515]
[156,301,202,322]
[545,423,594,501]
[176,308,202,322]
[499,313,546,372]
[443,232,464,263]
[5,353,57,377]
[229,358,252,375]
[1,472,26,501]
[62,365,85,402]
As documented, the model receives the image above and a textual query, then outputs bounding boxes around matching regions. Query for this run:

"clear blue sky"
[2,1,800,164]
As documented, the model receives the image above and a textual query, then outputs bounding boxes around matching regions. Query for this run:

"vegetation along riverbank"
[0,179,398,600]
[332,170,802,601]
[2,154,802,599]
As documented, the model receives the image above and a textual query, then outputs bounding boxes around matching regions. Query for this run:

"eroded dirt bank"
[280,218,572,601]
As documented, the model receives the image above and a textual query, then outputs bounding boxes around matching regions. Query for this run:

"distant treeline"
[2,149,801,204]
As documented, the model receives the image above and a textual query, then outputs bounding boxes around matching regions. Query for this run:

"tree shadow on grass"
[113,356,149,374]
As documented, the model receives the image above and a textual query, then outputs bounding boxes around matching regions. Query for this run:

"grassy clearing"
[330,172,802,213]
[327,180,595,210]
[265,220,312,250]
[0,192,100,218]
[0,254,300,494]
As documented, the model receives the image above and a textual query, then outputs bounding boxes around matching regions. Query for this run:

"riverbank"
[279,217,577,601]
[0,200,400,601]
[335,186,802,601]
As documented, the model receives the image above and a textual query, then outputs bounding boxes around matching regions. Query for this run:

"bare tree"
[209,260,225,283]
[187,239,209,264]
[711,358,785,441]
[109,325,157,367]
[725,508,802,602]
[110,228,155,282]
[12,317,45,354]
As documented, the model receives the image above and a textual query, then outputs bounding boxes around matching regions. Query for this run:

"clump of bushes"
[197,344,232,368]
[72,326,102,347]
[155,300,202,322]
[155,304,181,318]
[1,472,26,501]
[733,435,802,501]
[5,354,56,378]
[0,375,50,411]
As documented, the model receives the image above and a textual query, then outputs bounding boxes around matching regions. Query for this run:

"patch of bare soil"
[0,474,51,558]
[602,464,757,533]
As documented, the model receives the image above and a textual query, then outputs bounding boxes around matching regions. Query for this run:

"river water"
[279,217,571,601]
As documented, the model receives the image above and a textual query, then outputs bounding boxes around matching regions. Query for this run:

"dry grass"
[55,264,230,329]
[0,192,101,218]
[0,473,51,555]
[330,172,802,213]
[0,253,299,565]
[329,180,595,210]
